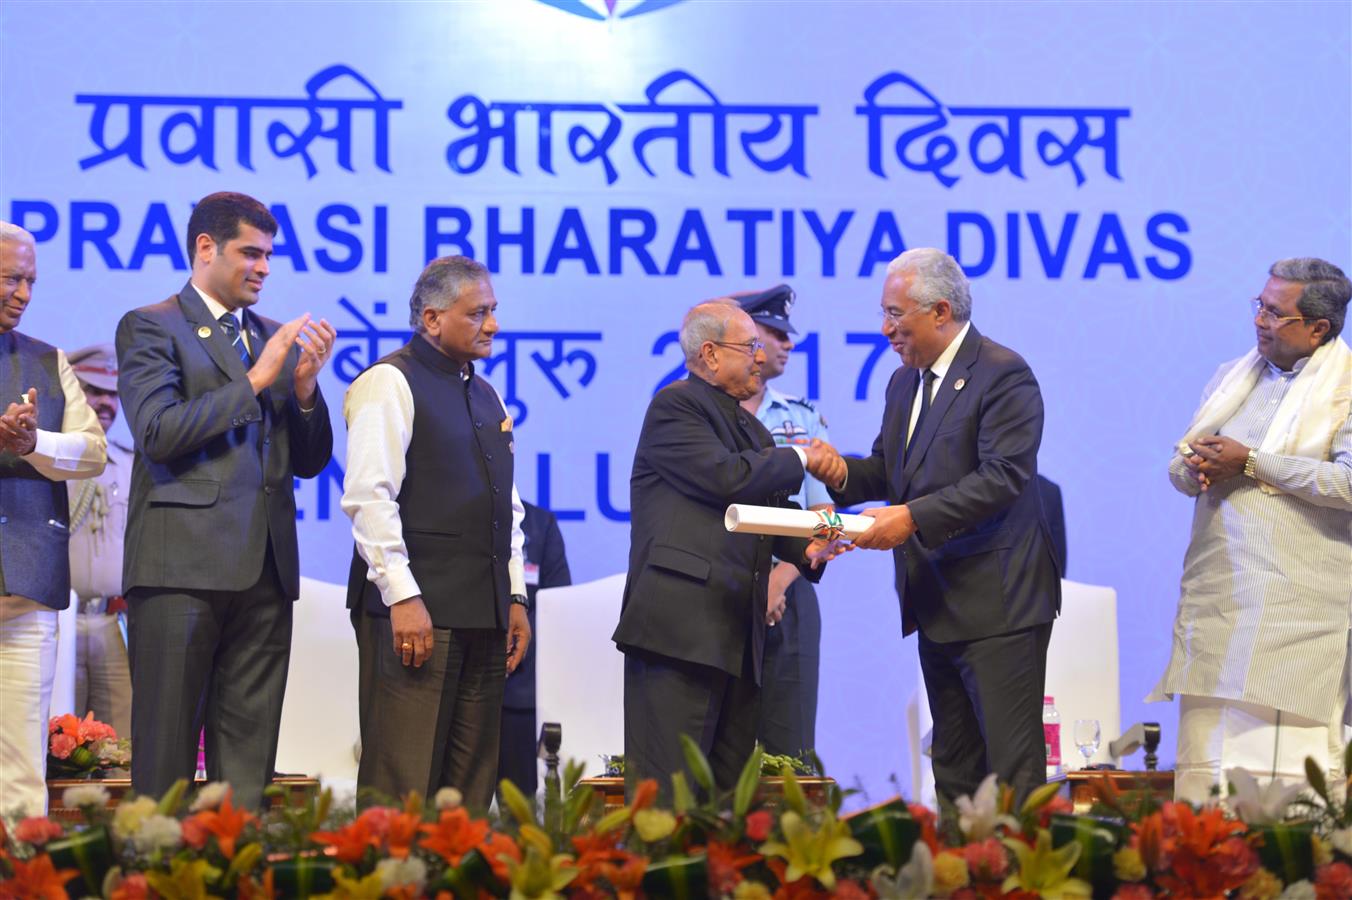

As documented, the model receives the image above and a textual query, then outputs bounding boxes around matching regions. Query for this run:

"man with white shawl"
[1151,257,1352,805]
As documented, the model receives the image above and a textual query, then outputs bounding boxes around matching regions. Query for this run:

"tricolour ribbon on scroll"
[724,504,873,541]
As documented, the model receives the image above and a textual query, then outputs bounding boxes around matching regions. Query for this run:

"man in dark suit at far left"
[1,221,107,816]
[116,191,336,808]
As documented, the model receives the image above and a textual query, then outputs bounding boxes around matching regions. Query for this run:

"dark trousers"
[126,555,291,810]
[919,621,1053,805]
[756,577,820,758]
[623,648,759,801]
[498,707,538,796]
[355,611,506,812]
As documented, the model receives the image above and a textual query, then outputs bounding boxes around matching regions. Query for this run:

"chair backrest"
[535,574,628,779]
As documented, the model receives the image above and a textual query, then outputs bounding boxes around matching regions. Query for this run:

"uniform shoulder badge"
[786,395,817,411]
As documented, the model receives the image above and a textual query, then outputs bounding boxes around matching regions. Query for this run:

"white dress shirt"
[906,320,972,444]
[19,348,106,481]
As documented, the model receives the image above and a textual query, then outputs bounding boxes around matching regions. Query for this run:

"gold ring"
[401,642,412,649]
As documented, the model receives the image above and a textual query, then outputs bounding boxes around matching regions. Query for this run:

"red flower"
[478,830,521,883]
[109,872,151,900]
[1036,793,1074,829]
[385,806,423,860]
[0,853,78,899]
[908,802,942,856]
[962,836,1009,880]
[572,830,627,886]
[597,856,647,899]
[49,733,77,760]
[745,809,774,842]
[766,857,833,899]
[418,808,490,865]
[1110,886,1154,900]
[830,880,870,900]
[14,817,64,847]
[630,778,659,813]
[1153,805,1253,897]
[1317,861,1352,900]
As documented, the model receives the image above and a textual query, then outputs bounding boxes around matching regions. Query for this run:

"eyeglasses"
[881,305,930,324]
[710,339,765,355]
[1252,298,1311,327]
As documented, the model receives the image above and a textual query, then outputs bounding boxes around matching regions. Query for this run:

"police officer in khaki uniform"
[66,344,133,739]
[735,285,831,760]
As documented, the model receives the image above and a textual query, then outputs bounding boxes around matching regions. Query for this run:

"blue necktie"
[906,369,937,453]
[218,313,252,366]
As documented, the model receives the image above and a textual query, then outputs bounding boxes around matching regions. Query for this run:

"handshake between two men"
[800,438,917,552]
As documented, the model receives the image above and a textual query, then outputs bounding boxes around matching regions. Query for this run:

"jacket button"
[485,453,493,461]
[492,485,500,494]
[264,437,270,445]
[492,554,498,562]
[0,516,7,524]
[493,520,500,530]
[265,486,275,495]
[475,421,482,429]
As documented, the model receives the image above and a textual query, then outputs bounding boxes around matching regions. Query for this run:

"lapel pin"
[954,378,966,391]
[197,326,212,339]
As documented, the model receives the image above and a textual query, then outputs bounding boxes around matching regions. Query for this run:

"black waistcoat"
[346,337,514,629]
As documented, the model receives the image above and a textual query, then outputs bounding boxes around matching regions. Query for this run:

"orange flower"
[386,808,423,860]
[180,789,255,859]
[704,839,762,895]
[1151,804,1255,897]
[630,778,659,813]
[478,830,521,882]
[0,853,79,899]
[312,818,380,865]
[597,856,647,899]
[419,808,490,865]
[908,802,942,857]
[235,868,275,900]
[571,830,626,883]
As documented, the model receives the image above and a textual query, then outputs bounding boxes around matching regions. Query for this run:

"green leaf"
[679,733,715,794]
[155,778,189,816]
[222,843,263,888]
[1020,781,1065,818]
[563,785,595,834]
[780,765,807,816]
[733,746,764,817]
[671,772,696,816]
[594,806,633,834]
[1306,756,1330,802]
[498,778,537,826]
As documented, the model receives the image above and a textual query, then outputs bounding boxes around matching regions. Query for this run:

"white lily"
[956,773,1018,840]
[871,842,934,900]
[1225,767,1305,824]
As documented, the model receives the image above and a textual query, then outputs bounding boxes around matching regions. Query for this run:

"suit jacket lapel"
[890,368,919,489]
[178,283,245,381]
[902,326,982,481]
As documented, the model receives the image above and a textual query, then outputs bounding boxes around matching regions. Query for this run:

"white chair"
[909,578,1120,807]
[535,573,628,781]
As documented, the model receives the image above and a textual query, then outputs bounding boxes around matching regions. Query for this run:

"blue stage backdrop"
[3,0,1348,800]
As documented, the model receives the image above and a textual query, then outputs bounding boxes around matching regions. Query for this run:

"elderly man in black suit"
[116,191,335,808]
[613,300,847,797]
[810,248,1061,803]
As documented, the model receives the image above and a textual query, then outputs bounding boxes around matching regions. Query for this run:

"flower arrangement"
[46,712,131,778]
[5,739,1352,899]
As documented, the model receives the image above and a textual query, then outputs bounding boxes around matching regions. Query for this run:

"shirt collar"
[761,384,791,410]
[192,282,240,326]
[1263,352,1311,378]
[928,320,972,382]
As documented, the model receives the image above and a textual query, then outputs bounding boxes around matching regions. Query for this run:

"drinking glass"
[1074,719,1101,769]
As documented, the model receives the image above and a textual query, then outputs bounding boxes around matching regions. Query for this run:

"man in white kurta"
[1151,257,1352,805]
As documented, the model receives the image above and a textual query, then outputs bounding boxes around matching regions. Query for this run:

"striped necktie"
[218,313,252,366]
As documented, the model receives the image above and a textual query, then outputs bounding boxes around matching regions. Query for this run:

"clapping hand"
[0,389,37,456]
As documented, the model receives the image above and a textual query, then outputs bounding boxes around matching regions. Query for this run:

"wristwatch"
[510,593,531,612]
[1244,448,1259,479]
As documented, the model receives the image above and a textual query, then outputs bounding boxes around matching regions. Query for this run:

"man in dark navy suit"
[116,192,335,808]
[812,248,1061,803]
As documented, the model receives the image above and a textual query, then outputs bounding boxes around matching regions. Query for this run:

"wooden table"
[1051,769,1174,814]
[47,776,322,822]
[578,775,836,813]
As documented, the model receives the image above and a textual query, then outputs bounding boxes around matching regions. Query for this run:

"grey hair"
[0,222,37,249]
[679,299,740,365]
[1269,257,1351,343]
[886,247,972,322]
[409,255,490,332]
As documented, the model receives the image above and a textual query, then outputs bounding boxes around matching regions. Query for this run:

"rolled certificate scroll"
[724,504,872,541]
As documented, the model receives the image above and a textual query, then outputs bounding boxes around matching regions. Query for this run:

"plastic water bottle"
[1043,695,1062,779]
